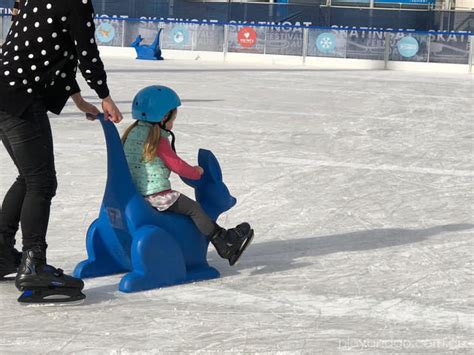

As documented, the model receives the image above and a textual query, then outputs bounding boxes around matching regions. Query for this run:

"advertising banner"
[429,33,470,64]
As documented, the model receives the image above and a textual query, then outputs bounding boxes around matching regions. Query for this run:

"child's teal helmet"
[132,85,181,123]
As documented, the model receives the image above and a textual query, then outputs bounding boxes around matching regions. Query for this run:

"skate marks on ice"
[214,223,474,277]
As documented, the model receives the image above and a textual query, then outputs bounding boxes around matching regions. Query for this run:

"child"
[122,85,253,266]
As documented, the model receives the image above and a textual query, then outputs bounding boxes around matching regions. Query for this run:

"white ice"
[0,57,473,354]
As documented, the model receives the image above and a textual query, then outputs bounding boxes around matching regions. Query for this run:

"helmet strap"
[159,122,176,153]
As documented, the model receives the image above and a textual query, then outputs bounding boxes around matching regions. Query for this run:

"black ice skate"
[0,237,22,281]
[210,223,254,266]
[15,247,86,304]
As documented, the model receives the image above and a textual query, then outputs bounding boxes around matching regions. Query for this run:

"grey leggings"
[167,194,216,237]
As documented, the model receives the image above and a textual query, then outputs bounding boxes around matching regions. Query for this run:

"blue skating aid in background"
[131,29,164,60]
[73,114,237,292]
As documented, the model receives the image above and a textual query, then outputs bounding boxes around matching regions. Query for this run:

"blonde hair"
[121,109,177,163]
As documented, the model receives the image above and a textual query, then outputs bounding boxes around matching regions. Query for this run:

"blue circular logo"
[96,23,115,43]
[316,32,336,54]
[397,36,419,58]
[171,27,189,45]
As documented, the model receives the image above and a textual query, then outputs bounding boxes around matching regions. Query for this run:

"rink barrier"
[1,15,473,72]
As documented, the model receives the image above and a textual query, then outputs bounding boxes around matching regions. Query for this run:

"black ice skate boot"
[0,236,22,280]
[15,246,85,304]
[209,223,254,266]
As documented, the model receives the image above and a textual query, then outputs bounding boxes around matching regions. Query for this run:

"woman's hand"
[71,92,100,120]
[102,96,123,123]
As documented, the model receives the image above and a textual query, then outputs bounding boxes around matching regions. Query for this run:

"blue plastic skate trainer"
[131,30,164,60]
[73,114,237,292]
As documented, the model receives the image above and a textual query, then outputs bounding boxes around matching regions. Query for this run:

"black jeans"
[0,99,56,251]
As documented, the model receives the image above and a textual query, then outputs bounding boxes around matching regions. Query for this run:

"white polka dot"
[3,51,8,56]
[28,54,34,59]
[61,73,66,78]
[34,22,40,28]
[92,58,98,63]
[4,71,10,76]
[35,76,40,82]
[3,61,9,65]
[17,68,23,74]
[22,13,27,19]
[86,79,91,83]
[33,7,38,13]
[52,32,58,38]
[46,4,52,10]
[54,45,60,50]
[27,88,33,94]
[97,80,103,85]
[9,81,15,86]
[23,26,28,32]
[51,81,55,86]
[63,51,68,57]
[14,45,18,51]
[14,33,18,38]
[62,29,67,33]
[90,38,95,44]
[82,0,88,4]
[65,86,71,91]
[6,41,11,45]
[37,37,43,43]
[47,18,53,24]
[13,55,19,61]
[31,65,37,70]
[61,16,67,22]
[86,22,92,27]
[24,40,29,47]
[85,69,91,74]
[44,61,50,66]
[81,51,87,56]
[69,54,74,60]
[55,70,60,75]
[41,50,47,55]
[23,79,28,84]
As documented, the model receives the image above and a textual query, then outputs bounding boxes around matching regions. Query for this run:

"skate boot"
[209,223,254,266]
[15,246,85,304]
[0,236,22,280]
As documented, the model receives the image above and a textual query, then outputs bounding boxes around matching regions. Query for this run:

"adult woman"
[0,0,122,303]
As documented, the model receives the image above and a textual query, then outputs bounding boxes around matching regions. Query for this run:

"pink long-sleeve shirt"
[156,137,201,180]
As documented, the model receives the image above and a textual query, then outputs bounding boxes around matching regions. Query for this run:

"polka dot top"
[0,0,110,117]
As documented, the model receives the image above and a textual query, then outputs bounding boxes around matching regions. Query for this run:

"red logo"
[238,27,257,48]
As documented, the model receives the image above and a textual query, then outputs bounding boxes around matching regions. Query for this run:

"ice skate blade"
[0,270,18,281]
[0,275,16,282]
[229,229,254,266]
[18,289,86,306]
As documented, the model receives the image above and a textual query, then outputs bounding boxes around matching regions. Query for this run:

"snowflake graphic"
[320,37,333,49]
[316,32,336,54]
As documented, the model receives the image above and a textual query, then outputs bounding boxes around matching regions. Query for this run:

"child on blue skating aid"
[121,85,253,266]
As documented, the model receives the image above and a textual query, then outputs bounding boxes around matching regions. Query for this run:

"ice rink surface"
[0,57,473,354]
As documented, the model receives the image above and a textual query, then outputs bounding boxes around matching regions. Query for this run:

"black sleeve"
[52,58,81,96]
[66,0,110,99]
